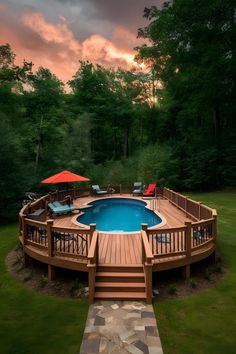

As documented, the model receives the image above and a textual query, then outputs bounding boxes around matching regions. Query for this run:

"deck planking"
[98,233,142,265]
[52,195,192,266]
[53,196,191,229]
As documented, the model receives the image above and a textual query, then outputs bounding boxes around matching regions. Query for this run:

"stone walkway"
[80,301,163,354]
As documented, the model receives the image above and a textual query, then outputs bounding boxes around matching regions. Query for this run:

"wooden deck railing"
[146,216,217,267]
[191,218,215,250]
[162,187,213,220]
[148,226,187,258]
[21,216,95,261]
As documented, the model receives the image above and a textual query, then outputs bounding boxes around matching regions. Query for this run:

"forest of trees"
[1,0,236,221]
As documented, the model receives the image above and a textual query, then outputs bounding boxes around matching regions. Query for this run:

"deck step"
[97,265,143,273]
[96,271,144,277]
[96,271,145,282]
[94,291,146,300]
[95,281,145,287]
[95,265,146,300]
[95,281,145,292]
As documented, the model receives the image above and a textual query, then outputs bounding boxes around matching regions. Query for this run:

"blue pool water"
[77,198,162,232]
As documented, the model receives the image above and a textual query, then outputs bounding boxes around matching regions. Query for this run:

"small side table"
[27,208,45,221]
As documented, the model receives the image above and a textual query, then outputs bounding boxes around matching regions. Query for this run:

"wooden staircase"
[94,265,147,300]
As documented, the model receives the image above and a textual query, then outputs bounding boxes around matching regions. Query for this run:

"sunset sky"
[0,0,163,83]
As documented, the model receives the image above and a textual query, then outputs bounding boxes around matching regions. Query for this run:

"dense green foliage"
[0,224,88,354]
[156,190,236,354]
[136,0,236,189]
[0,0,236,221]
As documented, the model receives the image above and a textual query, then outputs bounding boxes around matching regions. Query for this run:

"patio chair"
[193,228,205,239]
[22,191,39,206]
[48,201,79,216]
[143,183,156,197]
[155,234,170,244]
[91,185,109,195]
[54,231,74,242]
[132,182,143,195]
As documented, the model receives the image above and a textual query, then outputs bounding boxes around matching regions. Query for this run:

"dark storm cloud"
[53,0,164,33]
[7,0,164,41]
[86,0,163,25]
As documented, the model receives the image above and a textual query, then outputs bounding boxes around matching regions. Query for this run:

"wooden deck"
[98,233,142,265]
[52,196,191,266]
[20,188,217,303]
[53,196,191,229]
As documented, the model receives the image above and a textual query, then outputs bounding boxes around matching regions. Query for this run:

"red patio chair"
[143,183,156,197]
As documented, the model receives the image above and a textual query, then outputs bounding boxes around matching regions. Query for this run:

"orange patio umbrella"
[41,170,90,184]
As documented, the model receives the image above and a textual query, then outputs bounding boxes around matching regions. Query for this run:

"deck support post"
[24,253,31,267]
[48,264,55,281]
[90,223,96,234]
[87,231,98,304]
[22,215,31,267]
[88,264,96,304]
[184,221,192,279]
[141,224,153,304]
[142,224,148,232]
[22,215,27,246]
[211,211,217,264]
[47,219,54,258]
[210,251,216,264]
[142,224,148,264]
[182,264,190,280]
[89,224,96,249]
[145,262,153,304]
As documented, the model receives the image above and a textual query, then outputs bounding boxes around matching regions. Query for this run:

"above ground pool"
[77,198,162,232]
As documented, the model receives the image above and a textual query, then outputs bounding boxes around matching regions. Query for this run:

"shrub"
[12,254,23,267]
[214,263,222,273]
[204,268,211,280]
[14,242,23,251]
[69,279,81,296]
[24,270,33,282]
[189,278,197,288]
[167,283,177,295]
[16,263,24,273]
[40,275,48,287]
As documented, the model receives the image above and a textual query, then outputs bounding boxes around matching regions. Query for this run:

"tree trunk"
[124,127,129,159]
[213,100,220,142]
[34,115,43,174]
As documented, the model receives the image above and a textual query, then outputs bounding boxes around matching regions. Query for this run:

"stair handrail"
[141,224,154,304]
[141,230,153,264]
[87,229,98,303]
[87,230,98,264]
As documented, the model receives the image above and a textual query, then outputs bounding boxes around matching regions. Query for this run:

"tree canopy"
[136,0,236,189]
[0,0,236,221]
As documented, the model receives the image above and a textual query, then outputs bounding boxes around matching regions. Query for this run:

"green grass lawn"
[0,225,89,354]
[155,190,236,354]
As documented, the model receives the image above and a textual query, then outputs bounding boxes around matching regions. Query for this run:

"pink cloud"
[21,11,81,53]
[112,26,143,51]
[1,6,143,84]
[82,34,135,68]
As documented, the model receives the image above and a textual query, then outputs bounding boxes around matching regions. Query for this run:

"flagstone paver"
[80,301,163,354]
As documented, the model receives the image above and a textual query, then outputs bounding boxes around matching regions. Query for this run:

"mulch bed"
[6,243,226,302]
[153,255,226,302]
[6,243,89,300]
